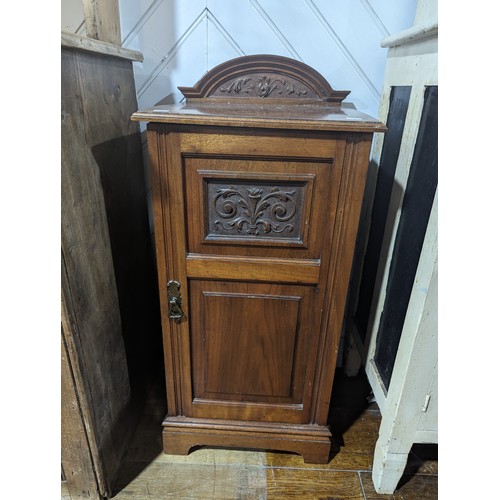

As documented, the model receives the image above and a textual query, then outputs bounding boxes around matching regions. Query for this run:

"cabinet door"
[151,127,346,424]
[188,280,319,423]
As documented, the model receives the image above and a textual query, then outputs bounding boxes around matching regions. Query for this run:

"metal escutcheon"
[167,280,183,321]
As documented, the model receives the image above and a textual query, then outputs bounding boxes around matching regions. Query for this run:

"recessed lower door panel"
[188,280,320,423]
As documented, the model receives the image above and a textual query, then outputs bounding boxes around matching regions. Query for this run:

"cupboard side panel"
[312,133,374,424]
[147,127,180,417]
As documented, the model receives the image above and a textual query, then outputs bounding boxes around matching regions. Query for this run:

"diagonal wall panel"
[64,0,417,116]
[121,1,206,91]
[206,0,297,60]
[247,0,304,60]
[362,0,416,36]
[302,0,384,97]
[136,8,207,99]
[245,0,382,113]
[119,0,416,117]
[206,9,246,71]
[358,0,390,38]
[121,0,164,48]
[136,18,207,110]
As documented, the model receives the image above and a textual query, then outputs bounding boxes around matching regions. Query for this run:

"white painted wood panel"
[61,0,86,35]
[418,363,438,433]
[116,0,417,118]
[357,0,438,492]
[371,191,438,494]
[365,33,438,367]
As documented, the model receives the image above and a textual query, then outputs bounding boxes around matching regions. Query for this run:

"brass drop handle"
[167,280,183,321]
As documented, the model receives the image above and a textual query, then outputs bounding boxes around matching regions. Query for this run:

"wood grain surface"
[107,372,437,500]
[360,471,438,500]
[132,102,387,132]
[136,55,385,465]
[61,43,161,497]
[61,333,101,500]
[186,254,320,284]
[62,46,131,497]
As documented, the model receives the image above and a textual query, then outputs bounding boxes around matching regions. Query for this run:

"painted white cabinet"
[350,0,438,493]
[370,195,437,493]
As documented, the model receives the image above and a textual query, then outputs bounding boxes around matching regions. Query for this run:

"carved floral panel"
[212,73,310,99]
[206,180,306,241]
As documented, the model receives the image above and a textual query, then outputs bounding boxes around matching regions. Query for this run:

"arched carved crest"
[178,55,350,105]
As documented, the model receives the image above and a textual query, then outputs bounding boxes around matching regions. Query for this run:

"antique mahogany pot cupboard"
[132,54,386,463]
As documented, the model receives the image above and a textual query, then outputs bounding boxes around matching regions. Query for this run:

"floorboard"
[67,370,438,499]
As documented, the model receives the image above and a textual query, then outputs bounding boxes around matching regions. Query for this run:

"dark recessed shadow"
[395,443,439,490]
[91,133,163,402]
[111,374,167,497]
[327,368,375,457]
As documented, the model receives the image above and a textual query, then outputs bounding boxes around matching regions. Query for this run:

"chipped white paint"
[364,0,438,379]
[418,364,438,432]
[413,0,437,26]
[421,393,431,413]
[363,33,437,368]
[380,21,437,48]
[371,191,437,494]
[342,0,438,493]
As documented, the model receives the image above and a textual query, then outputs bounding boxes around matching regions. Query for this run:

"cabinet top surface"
[132,55,386,133]
[131,101,386,133]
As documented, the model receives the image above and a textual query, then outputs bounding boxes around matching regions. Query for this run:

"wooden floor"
[70,370,438,499]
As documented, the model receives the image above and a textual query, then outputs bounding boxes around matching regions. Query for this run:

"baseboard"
[162,416,333,464]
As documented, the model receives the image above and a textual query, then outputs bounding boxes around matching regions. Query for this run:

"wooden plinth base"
[162,416,332,464]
